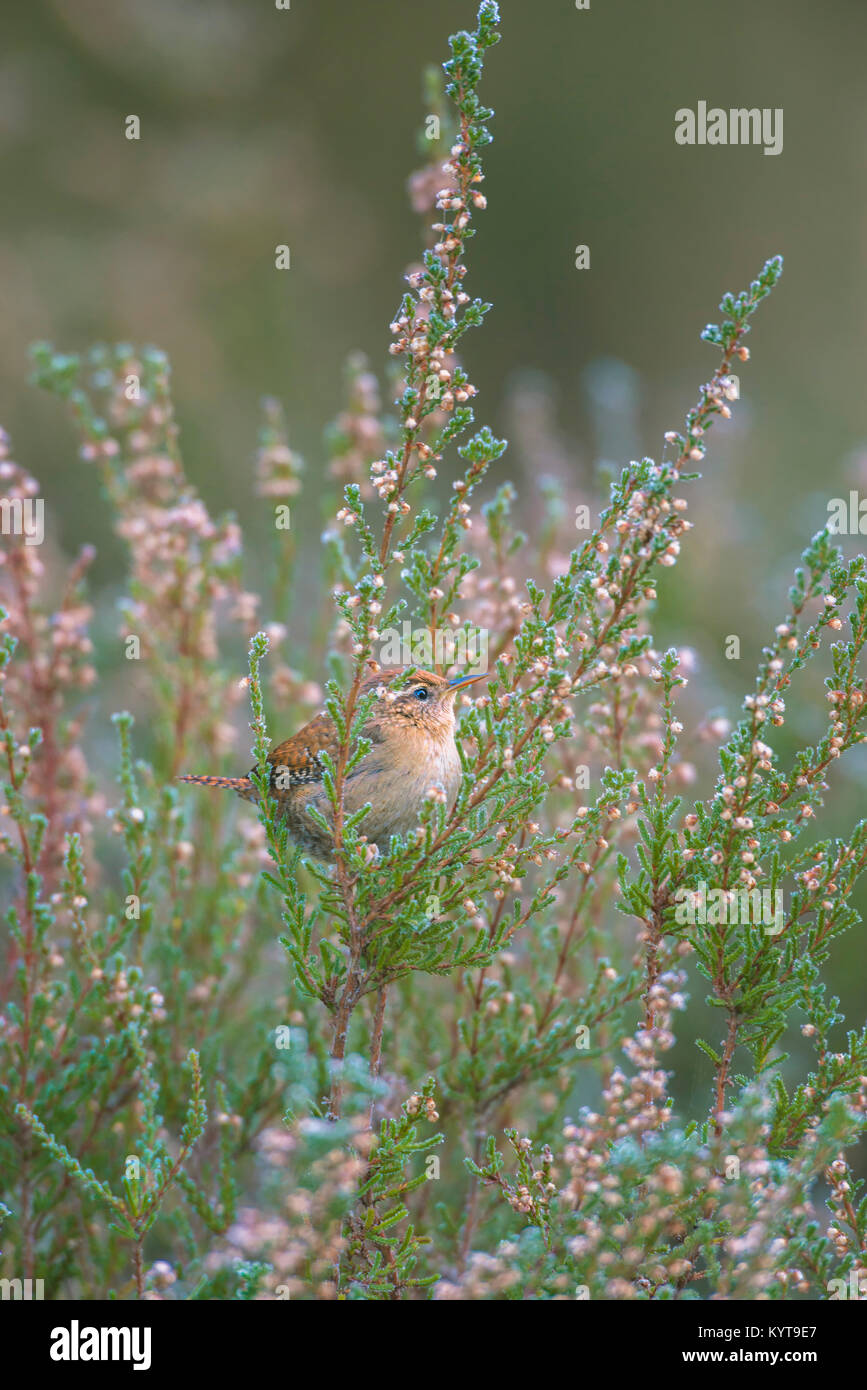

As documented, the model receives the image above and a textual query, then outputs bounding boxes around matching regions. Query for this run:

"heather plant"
[1,2,866,1303]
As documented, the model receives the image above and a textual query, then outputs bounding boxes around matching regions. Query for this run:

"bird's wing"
[254,697,389,792]
[255,711,335,789]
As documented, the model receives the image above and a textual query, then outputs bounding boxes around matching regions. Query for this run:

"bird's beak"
[448,671,488,692]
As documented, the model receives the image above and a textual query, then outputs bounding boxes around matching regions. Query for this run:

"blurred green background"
[1,1,866,1092]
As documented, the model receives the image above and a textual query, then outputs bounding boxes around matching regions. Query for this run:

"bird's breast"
[297,728,462,850]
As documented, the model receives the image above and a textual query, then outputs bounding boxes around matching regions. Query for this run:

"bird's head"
[361,665,487,735]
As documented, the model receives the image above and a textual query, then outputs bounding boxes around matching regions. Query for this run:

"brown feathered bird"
[179,666,486,860]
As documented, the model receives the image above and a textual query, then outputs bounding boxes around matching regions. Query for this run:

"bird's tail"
[178,774,254,793]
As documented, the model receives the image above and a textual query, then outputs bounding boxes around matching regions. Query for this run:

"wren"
[179,666,485,860]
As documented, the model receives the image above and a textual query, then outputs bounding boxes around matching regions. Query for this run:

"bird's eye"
[413,686,429,701]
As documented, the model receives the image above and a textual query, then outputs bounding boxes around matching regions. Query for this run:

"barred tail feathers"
[178,774,254,793]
